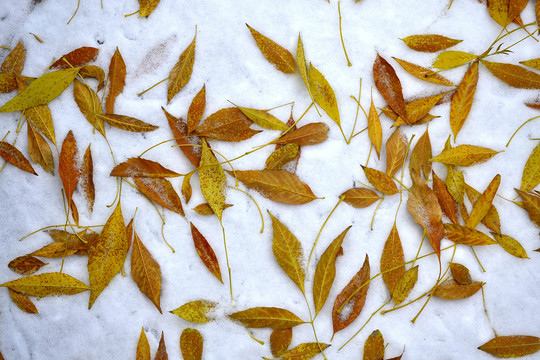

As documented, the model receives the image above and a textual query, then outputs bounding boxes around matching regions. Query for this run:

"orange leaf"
[466,174,500,229]
[515,189,540,227]
[385,128,408,177]
[80,145,95,212]
[131,231,162,313]
[167,31,196,103]
[449,263,472,285]
[191,223,223,283]
[488,0,511,27]
[79,65,106,92]
[432,171,459,224]
[8,255,47,276]
[275,122,329,146]
[0,141,37,175]
[59,131,80,208]
[482,60,540,89]
[400,34,462,52]
[393,57,454,86]
[404,92,447,125]
[1,41,26,74]
[99,114,158,132]
[180,328,203,360]
[341,188,381,208]
[380,223,405,297]
[9,289,38,314]
[111,157,180,178]
[444,223,497,245]
[450,61,479,140]
[409,127,432,180]
[155,332,168,360]
[50,47,98,69]
[73,79,105,136]
[433,280,483,300]
[162,107,201,167]
[363,329,384,360]
[105,48,126,114]
[466,183,501,233]
[373,54,407,122]
[188,85,206,133]
[246,24,295,74]
[362,166,398,195]
[478,335,540,358]
[195,107,260,142]
[228,307,304,329]
[136,327,151,360]
[270,328,293,357]
[134,177,185,216]
[27,123,54,174]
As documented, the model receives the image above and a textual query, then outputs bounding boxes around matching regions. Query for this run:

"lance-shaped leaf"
[99,114,158,132]
[73,79,105,136]
[408,171,444,257]
[275,122,329,146]
[134,177,185,216]
[444,223,497,245]
[105,48,126,114]
[0,67,80,112]
[520,58,540,71]
[393,57,454,86]
[466,174,500,229]
[446,167,465,204]
[297,34,317,106]
[31,242,78,258]
[155,332,168,360]
[180,328,203,360]
[280,343,330,359]
[362,166,398,195]
[381,223,405,297]
[409,128,432,179]
[449,263,472,285]
[433,280,483,300]
[231,169,318,205]
[170,300,217,323]
[450,61,479,140]
[521,142,540,192]
[492,232,528,259]
[478,335,540,358]
[246,24,295,74]
[400,34,462,52]
[80,145,94,212]
[2,41,26,74]
[59,131,80,209]
[266,144,299,170]
[433,51,477,70]
[433,171,459,224]
[139,0,160,17]
[392,266,419,305]
[515,189,540,227]
[191,223,223,283]
[79,65,105,91]
[309,63,340,126]
[313,226,350,315]
[27,123,54,174]
[131,231,162,313]
[182,172,193,203]
[136,327,151,360]
[196,107,260,142]
[373,54,407,122]
[332,254,370,334]
[0,272,89,297]
[482,60,540,89]
[167,31,196,103]
[465,183,501,233]
[111,158,180,178]
[193,203,233,215]
[386,128,408,177]
[188,85,205,133]
[199,139,227,220]
[229,307,304,329]
[399,92,447,126]
[0,141,37,175]
[8,255,47,276]
[430,145,500,166]
[0,73,24,93]
[341,188,381,208]
[162,107,201,167]
[269,212,305,294]
[9,289,38,314]
[237,106,289,131]
[368,96,382,158]
[88,203,128,308]
[50,47,98,69]
[270,328,292,357]
[363,330,384,360]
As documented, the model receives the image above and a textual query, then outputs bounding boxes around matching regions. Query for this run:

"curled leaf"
[385,128,408,177]
[409,127,432,179]
[27,124,53,174]
[449,263,472,285]
[59,131,80,208]
[368,96,383,158]
[515,189,540,227]
[80,145,95,212]
[73,79,105,136]
[432,171,459,224]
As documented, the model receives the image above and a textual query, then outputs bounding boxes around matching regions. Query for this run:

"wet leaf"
[270,328,292,357]
[8,255,47,276]
[73,79,105,136]
[280,343,330,359]
[180,328,203,360]
[9,289,38,314]
[134,177,185,216]
[188,85,205,133]
[182,172,193,203]
[430,145,500,166]
[0,141,37,175]
[341,188,381,208]
[199,139,227,220]
[362,166,398,195]
[385,128,408,177]
[0,272,89,297]
[449,263,472,285]
[191,223,223,283]
[27,123,54,174]
[400,34,462,52]
[515,189,540,227]
[308,63,340,126]
[478,335,540,358]
[275,122,329,146]
[229,307,304,329]
[162,107,201,167]
[59,130,80,208]
[192,203,233,215]
[450,61,479,140]
[393,57,454,86]
[50,47,98,69]
[2,41,26,74]
[80,145,95,212]
[99,114,158,132]
[313,226,350,316]
[105,48,126,114]
[332,254,370,334]
[492,233,529,259]
[482,60,540,89]
[88,203,128,308]
[196,107,260,142]
[409,127,432,180]
[466,174,500,229]
[433,51,477,69]
[521,142,540,192]
[381,223,405,297]
[433,171,459,224]
[246,24,295,74]
[79,65,106,92]
[170,300,217,323]
[465,183,502,233]
[363,329,384,360]
[266,144,299,170]
[433,280,483,300]
[373,54,407,122]
[136,327,151,360]
[167,32,196,103]
[231,169,318,205]
[368,96,383,158]
[111,158,180,178]
[392,266,419,305]
[131,231,162,313]
[444,223,497,245]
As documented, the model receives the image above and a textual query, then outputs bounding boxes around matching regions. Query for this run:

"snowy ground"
[1,0,539,359]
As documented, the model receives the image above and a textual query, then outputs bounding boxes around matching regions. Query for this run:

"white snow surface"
[1,1,539,359]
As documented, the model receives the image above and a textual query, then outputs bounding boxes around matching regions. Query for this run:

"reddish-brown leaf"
[110,157,180,178]
[373,54,407,122]
[105,48,126,114]
[275,122,329,146]
[482,60,540,89]
[449,263,473,285]
[50,47,98,70]
[8,289,38,314]
[195,107,260,142]
[190,223,223,283]
[188,85,206,133]
[162,107,201,167]
[80,145,95,212]
[59,131,80,209]
[155,332,168,360]
[432,171,459,224]
[134,177,185,216]
[131,231,162,313]
[478,335,540,358]
[270,328,293,357]
[0,141,37,175]
[433,280,483,300]
[8,255,47,275]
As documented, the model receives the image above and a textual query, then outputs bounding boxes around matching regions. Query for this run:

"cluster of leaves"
[1,0,540,359]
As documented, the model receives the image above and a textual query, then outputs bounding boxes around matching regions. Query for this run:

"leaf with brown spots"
[444,223,497,245]
[515,189,540,227]
[392,266,419,305]
[111,157,180,178]
[199,139,227,220]
[265,143,299,170]
[191,223,223,283]
[167,31,196,104]
[433,280,483,300]
[59,130,80,209]
[430,145,500,166]
[492,232,529,259]
[275,122,329,146]
[400,34,462,52]
[131,231,162,313]
[79,65,106,92]
[192,203,233,215]
[1,41,26,74]
[450,61,479,140]
[50,47,98,69]
[8,289,38,314]
[466,174,500,229]
[0,272,89,297]
[482,60,540,89]
[99,114,158,132]
[136,327,151,360]
[154,332,168,360]
[0,141,37,175]
[162,107,201,167]
[308,63,340,127]
[362,166,398,195]
[280,343,330,359]
[195,107,260,142]
[27,123,54,174]
[270,328,293,357]
[8,255,47,276]
[385,128,408,177]
[449,263,472,285]
[341,188,381,208]
[105,48,126,114]
[134,177,185,216]
[228,307,304,329]
[432,171,459,224]
[368,95,382,158]
[478,335,540,358]
[409,127,431,180]
[238,106,289,131]
[73,79,105,136]
[446,167,466,205]
[188,85,205,133]
[170,300,217,323]
[138,0,160,16]
[393,57,454,86]
[80,145,95,212]
[373,54,407,122]
[246,24,295,74]
[381,223,405,297]
[521,142,540,192]
[180,328,203,360]
[363,330,384,360]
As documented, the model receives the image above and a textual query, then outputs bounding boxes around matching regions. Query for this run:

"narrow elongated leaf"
[451,61,479,139]
[0,272,89,297]
[9,289,38,314]
[88,203,128,308]
[444,223,497,245]
[134,177,185,216]
[270,328,292,357]
[73,79,105,136]
[482,60,540,89]
[275,122,329,146]
[188,85,205,133]
[520,58,540,71]
[341,188,381,208]
[80,145,94,212]
[0,141,37,175]
[155,332,168,360]
[386,128,408,177]
[449,263,472,285]
[466,174,500,229]
[199,139,227,220]
[170,300,217,323]
[180,329,203,360]
[515,189,540,227]
[446,167,466,204]
[238,106,288,131]
[430,145,500,166]
[392,266,419,305]
[27,123,54,174]
[59,131,80,209]
[313,226,350,315]
[381,223,405,297]
[105,48,126,114]
[50,47,98,69]
[229,307,304,329]
[478,335,540,358]
[393,57,454,86]
[2,41,26,74]
[400,34,462,52]
[196,107,260,142]
[521,142,540,192]
[368,96,382,158]
[465,183,502,233]
[231,169,318,204]
[162,107,201,167]
[402,92,447,125]
[433,171,459,224]
[363,330,384,360]
[492,233,528,259]
[281,343,330,359]
[297,34,316,105]
[308,63,340,126]
[168,32,196,103]
[433,280,483,300]
[373,54,407,122]
[332,254,370,334]
[246,24,295,74]
[362,166,398,195]
[191,223,223,283]
[111,158,180,178]
[31,242,78,258]
[136,328,151,360]
[409,128,432,179]
[0,73,21,93]
[433,51,477,69]
[8,255,47,275]
[99,114,157,132]
[266,143,299,170]
[131,231,162,313]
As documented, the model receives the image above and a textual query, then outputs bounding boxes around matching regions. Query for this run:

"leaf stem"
[470,246,486,272]
[138,77,169,97]
[219,220,234,300]
[246,330,264,345]
[338,2,352,67]
[506,115,540,147]
[481,285,498,337]
[67,0,80,25]
[301,292,327,360]
[231,187,264,233]
[370,195,384,231]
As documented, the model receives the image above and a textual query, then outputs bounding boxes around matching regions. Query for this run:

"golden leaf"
[246,24,295,74]
[31,242,78,258]
[400,34,462,52]
[131,231,162,313]
[368,96,382,158]
[50,47,98,70]
[192,203,233,215]
[99,114,158,132]
[136,327,151,360]
[409,127,432,180]
[1,41,26,74]
[139,0,160,17]
[196,107,260,142]
[520,58,540,71]
[162,107,201,167]
[8,255,47,276]
[238,106,289,131]
[167,31,196,103]
[275,122,329,146]
[9,289,38,314]
[450,61,479,140]
[265,143,299,170]
[79,65,106,92]
[134,177,185,216]
[155,332,168,360]
[88,203,128,308]
[381,223,405,297]
[105,48,126,114]
[449,262,472,285]
[170,300,217,323]
[363,329,384,360]
[187,85,206,133]
[446,167,465,204]
[0,141,37,175]
[515,189,540,227]
[182,171,193,203]
[280,343,330,359]
[27,123,54,174]
[488,0,510,27]
[228,307,305,329]
[362,166,398,195]
[80,145,95,212]
[191,223,223,283]
[385,128,408,177]
[341,188,381,208]
[0,272,89,297]
[0,73,21,93]
[392,266,418,305]
[433,280,483,300]
[405,92,447,125]
[308,63,340,126]
[297,34,316,105]
[199,139,227,220]
[73,79,105,136]
[492,233,529,259]
[465,183,502,233]
[373,54,407,122]
[521,142,540,192]
[180,328,203,360]
[478,335,540,358]
[111,157,180,178]
[393,57,454,86]
[432,51,477,70]
[432,171,459,224]
[270,328,292,357]
[430,145,500,166]
[59,131,80,211]
[444,223,497,245]
[482,60,540,89]
[466,174,500,229]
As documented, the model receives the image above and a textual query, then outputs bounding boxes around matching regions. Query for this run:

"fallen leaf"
[393,57,454,86]
[162,107,201,167]
[9,289,38,314]
[385,128,408,177]
[192,203,233,215]
[73,79,105,136]
[196,107,260,142]
[363,329,384,360]
[449,263,472,285]
[297,34,316,105]
[105,48,126,114]
[79,65,106,92]
[465,183,502,233]
[341,188,381,208]
[275,122,329,146]
[308,63,340,126]
[492,233,529,259]
[446,167,466,204]
[381,223,405,297]
[170,300,217,323]
[111,158,180,178]
[136,327,151,360]
[180,328,203,360]
[31,242,78,258]
[400,34,462,52]
[59,130,80,209]
[362,166,398,195]
[191,223,223,283]
[433,51,477,69]
[432,171,459,224]
[228,307,304,329]
[368,95,383,158]
[444,223,497,245]
[246,24,295,74]
[8,255,47,275]
[280,343,330,359]
[187,85,205,133]
[134,177,185,216]
[155,332,168,360]
[409,127,432,179]
[515,189,540,227]
[238,106,289,131]
[50,47,98,69]
[0,141,37,175]
[450,61,479,140]
[265,143,299,170]
[270,328,293,357]
[520,58,540,71]
[182,172,193,203]
[482,60,540,89]
[403,92,447,125]
[373,54,407,122]
[131,231,162,313]
[392,266,419,305]
[80,145,95,212]
[466,174,500,229]
[430,145,500,166]
[98,114,158,132]
[433,280,483,300]
[199,139,227,220]
[478,335,540,358]
[521,142,540,192]
[139,0,160,17]
[27,123,54,174]
[1,41,26,74]
[168,31,196,103]
[0,272,89,297]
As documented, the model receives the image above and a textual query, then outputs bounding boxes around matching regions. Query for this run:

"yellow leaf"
[0,272,89,297]
[478,335,540,358]
[238,106,289,131]
[73,79,105,136]
[297,34,317,105]
[393,57,454,86]
[515,189,540,227]
[450,61,479,140]
[8,289,38,314]
[392,266,418,305]
[430,145,500,166]
[27,123,54,175]
[444,223,497,245]
[520,58,540,71]
[131,231,162,313]
[98,114,158,132]
[182,171,193,203]
[192,203,233,215]
[1,41,26,74]
[139,0,160,17]
[405,92,447,125]
[187,85,205,133]
[270,328,292,357]
[281,343,330,359]
[168,31,196,103]
[465,183,501,233]
[362,166,398,195]
[79,65,106,92]
[433,51,477,70]
[433,280,483,300]
[380,223,405,297]
[482,60,540,89]
[228,307,305,329]
[521,142,540,192]
[180,328,203,360]
[409,127,432,179]
[488,0,511,27]
[466,174,500,229]
[368,96,382,158]
[363,329,384,360]
[265,143,299,170]
[446,167,465,204]
[170,300,217,323]
[308,63,340,126]
[341,188,381,208]
[385,128,408,177]
[246,24,295,74]
[136,328,151,360]
[199,139,227,220]
[400,34,462,52]
[492,232,529,259]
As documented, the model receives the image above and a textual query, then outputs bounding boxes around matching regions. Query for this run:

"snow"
[1,0,540,359]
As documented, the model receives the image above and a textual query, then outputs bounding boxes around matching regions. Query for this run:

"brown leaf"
[99,114,158,132]
[362,166,398,195]
[192,203,233,215]
[393,57,454,86]
[59,131,80,209]
[409,127,432,179]
[182,172,193,203]
[139,0,160,16]
[180,328,203,360]
[270,328,293,357]
[363,329,384,360]
[195,107,260,142]
[433,280,483,300]
[27,123,54,174]
[265,143,299,170]
[521,142,540,192]
[231,169,318,205]
[478,335,540,358]
[162,107,201,167]
[308,63,340,126]
[111,157,180,178]
[275,122,329,146]
[450,61,479,140]
[466,174,500,229]
[131,231,162,313]
[432,171,459,224]
[50,47,98,69]
[188,85,205,133]
[373,54,407,122]
[246,24,295,74]
[134,177,185,216]
[167,31,196,103]
[191,223,223,283]
[385,128,408,177]
[332,254,370,334]
[8,255,47,275]
[105,48,126,114]
[466,183,501,233]
[0,141,37,175]
[449,263,472,285]
[0,272,89,297]
[80,145,95,212]
[79,65,106,92]
[341,188,381,208]
[368,96,383,158]
[482,60,540,89]
[9,289,38,314]
[433,51,477,69]
[228,307,305,329]
[170,300,217,323]
[492,232,529,259]
[155,332,168,360]
[444,223,497,245]
[2,41,26,74]
[381,223,405,297]
[392,266,419,305]
[73,79,105,136]
[280,343,330,359]
[199,139,227,220]
[136,327,151,360]
[400,34,462,52]
[430,145,500,166]
[515,189,540,227]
